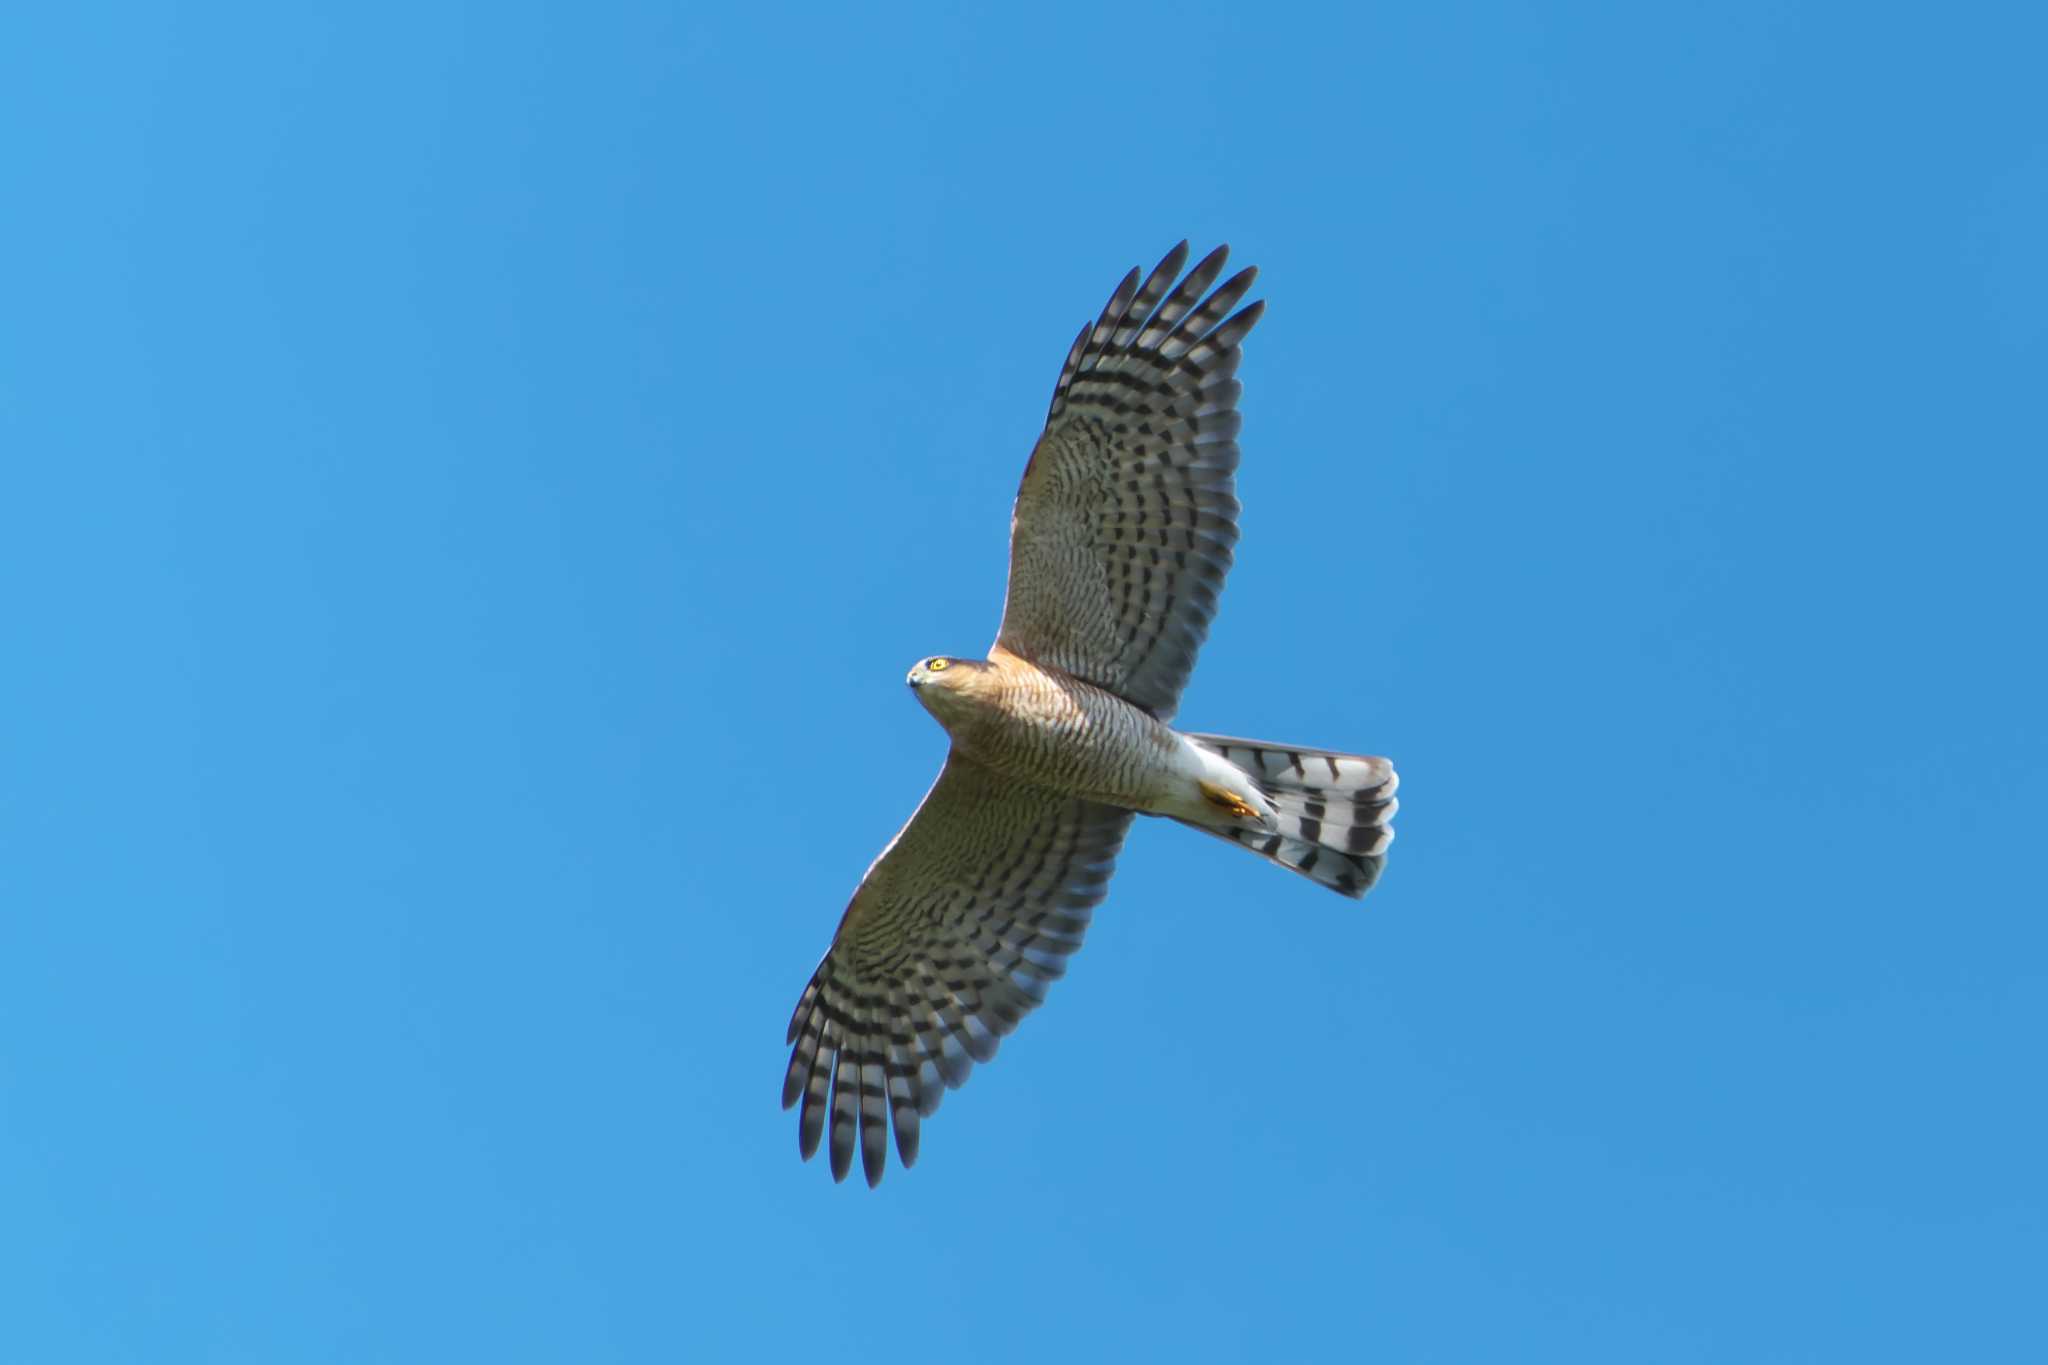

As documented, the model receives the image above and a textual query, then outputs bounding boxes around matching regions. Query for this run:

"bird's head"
[906,654,989,723]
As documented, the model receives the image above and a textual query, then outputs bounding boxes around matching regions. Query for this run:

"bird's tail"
[1177,733,1398,898]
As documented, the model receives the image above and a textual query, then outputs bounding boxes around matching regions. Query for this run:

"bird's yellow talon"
[1200,780,1260,821]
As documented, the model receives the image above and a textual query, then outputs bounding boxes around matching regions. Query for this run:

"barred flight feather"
[1180,734,1400,898]
[781,753,1131,1185]
[997,241,1264,721]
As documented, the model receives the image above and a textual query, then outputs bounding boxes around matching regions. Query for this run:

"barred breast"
[948,647,1187,809]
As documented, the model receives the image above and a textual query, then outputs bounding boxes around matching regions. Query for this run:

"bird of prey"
[783,243,1399,1186]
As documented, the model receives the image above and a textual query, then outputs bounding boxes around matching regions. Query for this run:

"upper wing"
[993,243,1263,720]
[782,752,1134,1186]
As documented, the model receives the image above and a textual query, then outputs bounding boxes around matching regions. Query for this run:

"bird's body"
[911,647,1253,826]
[784,243,1401,1185]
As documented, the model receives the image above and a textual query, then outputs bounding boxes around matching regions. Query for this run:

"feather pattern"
[1179,734,1399,897]
[782,753,1132,1185]
[995,242,1263,721]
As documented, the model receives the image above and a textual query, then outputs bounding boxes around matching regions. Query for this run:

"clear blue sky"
[4,3,2043,1361]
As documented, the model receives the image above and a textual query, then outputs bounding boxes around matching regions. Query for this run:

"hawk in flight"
[784,243,1400,1185]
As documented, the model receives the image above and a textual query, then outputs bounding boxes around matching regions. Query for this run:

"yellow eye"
[927,657,950,672]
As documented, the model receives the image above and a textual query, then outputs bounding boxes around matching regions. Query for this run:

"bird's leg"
[1199,779,1261,822]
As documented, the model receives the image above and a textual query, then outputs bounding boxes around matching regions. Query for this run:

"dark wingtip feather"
[1101,266,1142,320]
[797,1072,826,1160]
[1150,240,1193,284]
[780,1049,806,1110]
[894,1105,921,1168]
[828,1137,852,1182]
[827,1052,856,1182]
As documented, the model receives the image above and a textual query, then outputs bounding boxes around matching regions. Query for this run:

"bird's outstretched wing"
[782,754,1133,1186]
[994,243,1262,720]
